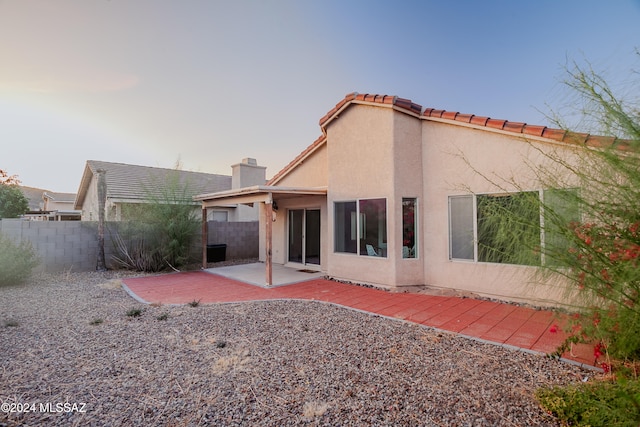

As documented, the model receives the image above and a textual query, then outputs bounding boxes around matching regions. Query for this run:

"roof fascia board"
[195,185,327,202]
[202,193,270,208]
[73,164,94,210]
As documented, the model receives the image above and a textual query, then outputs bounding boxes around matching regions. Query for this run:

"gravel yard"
[0,270,588,426]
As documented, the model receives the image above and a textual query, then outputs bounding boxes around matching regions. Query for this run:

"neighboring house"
[75,159,265,221]
[20,185,48,212]
[20,187,81,221]
[41,191,81,220]
[197,92,612,306]
[20,186,46,211]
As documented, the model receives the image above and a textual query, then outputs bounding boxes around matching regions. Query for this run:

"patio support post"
[202,207,208,269]
[265,195,273,286]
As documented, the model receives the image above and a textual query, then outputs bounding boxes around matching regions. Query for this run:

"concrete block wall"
[207,221,259,260]
[0,219,258,272]
[0,219,103,272]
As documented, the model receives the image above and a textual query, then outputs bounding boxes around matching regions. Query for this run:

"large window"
[334,198,387,257]
[449,190,578,265]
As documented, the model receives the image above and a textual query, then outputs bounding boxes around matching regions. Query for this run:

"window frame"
[402,197,418,259]
[334,198,387,257]
[448,189,579,266]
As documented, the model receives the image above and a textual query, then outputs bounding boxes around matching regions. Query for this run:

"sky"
[1,0,639,193]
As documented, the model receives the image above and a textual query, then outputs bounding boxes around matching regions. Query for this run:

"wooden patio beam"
[265,196,273,287]
[202,207,208,269]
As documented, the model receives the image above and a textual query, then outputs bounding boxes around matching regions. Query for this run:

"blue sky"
[1,0,639,192]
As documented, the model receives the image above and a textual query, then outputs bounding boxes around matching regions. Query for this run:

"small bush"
[89,318,103,325]
[126,308,143,318]
[4,319,19,327]
[0,232,39,286]
[156,312,169,321]
[188,299,200,307]
[537,378,640,426]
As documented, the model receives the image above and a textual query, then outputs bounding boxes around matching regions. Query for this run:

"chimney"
[232,158,266,189]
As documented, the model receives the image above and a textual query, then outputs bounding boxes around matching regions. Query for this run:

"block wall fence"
[0,219,258,272]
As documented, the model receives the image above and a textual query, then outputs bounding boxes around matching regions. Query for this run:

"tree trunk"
[96,169,107,271]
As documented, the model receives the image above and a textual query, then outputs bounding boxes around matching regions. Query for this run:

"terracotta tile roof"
[322,92,622,148]
[272,92,622,185]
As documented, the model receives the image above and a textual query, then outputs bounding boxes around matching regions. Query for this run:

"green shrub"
[0,232,39,286]
[537,378,640,426]
[126,307,143,317]
[109,165,200,272]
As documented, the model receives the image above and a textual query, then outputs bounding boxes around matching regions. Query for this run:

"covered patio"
[195,185,327,287]
[204,262,324,287]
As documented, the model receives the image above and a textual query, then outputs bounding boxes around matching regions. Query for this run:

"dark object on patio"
[207,244,227,262]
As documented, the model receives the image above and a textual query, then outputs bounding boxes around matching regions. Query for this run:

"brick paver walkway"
[122,271,597,369]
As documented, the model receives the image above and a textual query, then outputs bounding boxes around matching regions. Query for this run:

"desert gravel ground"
[0,269,590,426]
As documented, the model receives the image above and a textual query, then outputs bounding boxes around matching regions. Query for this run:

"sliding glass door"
[288,209,320,265]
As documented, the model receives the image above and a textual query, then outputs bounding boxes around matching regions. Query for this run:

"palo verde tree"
[540,55,640,365]
[483,53,640,366]
[474,53,640,425]
[0,169,28,218]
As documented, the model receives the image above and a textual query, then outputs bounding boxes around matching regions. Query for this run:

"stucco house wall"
[421,120,583,304]
[273,142,328,188]
[325,105,397,286]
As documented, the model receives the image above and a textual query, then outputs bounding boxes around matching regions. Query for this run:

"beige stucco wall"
[421,119,582,305]
[391,110,425,287]
[274,143,328,188]
[325,105,397,287]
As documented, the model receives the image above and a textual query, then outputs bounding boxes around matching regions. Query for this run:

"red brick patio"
[122,271,598,369]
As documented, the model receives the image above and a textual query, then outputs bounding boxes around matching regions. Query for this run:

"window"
[210,210,228,222]
[402,198,417,258]
[334,201,357,253]
[449,196,474,260]
[334,198,387,257]
[542,189,580,265]
[449,190,577,266]
[477,192,540,265]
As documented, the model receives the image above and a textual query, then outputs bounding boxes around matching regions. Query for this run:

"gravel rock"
[0,271,587,426]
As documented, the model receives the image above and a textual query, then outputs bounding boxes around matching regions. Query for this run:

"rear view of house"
[197,93,607,306]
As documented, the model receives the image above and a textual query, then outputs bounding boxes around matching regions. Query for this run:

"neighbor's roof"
[19,186,47,211]
[268,92,622,185]
[74,160,231,209]
[43,191,76,203]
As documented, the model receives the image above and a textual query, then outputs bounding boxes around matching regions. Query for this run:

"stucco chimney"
[232,158,266,189]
